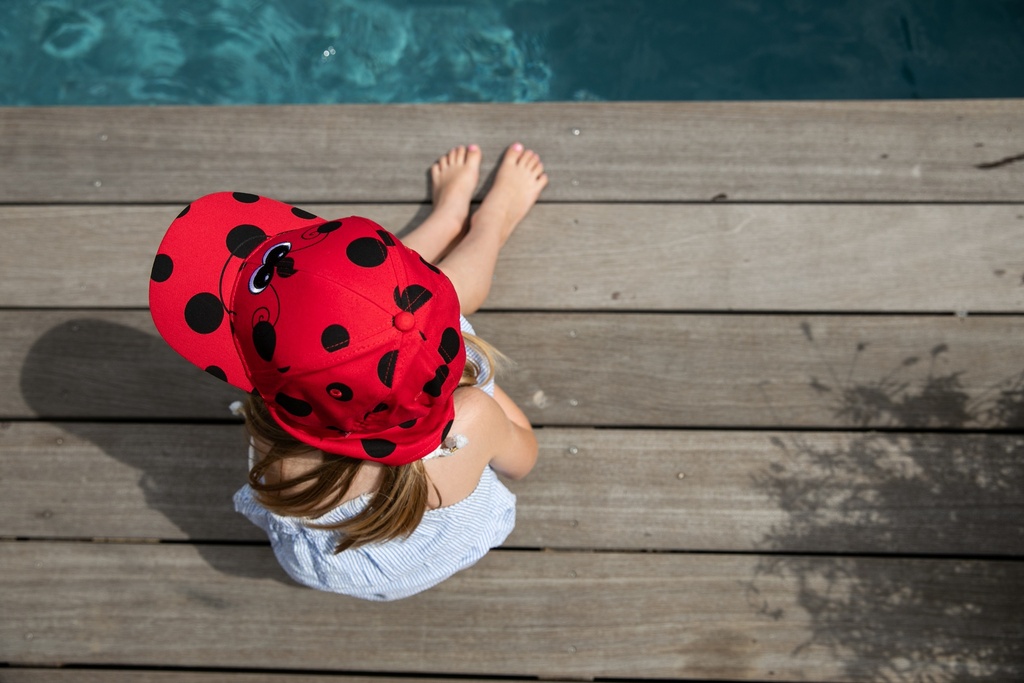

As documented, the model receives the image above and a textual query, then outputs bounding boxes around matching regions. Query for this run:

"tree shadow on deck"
[19,317,292,586]
[749,324,1024,680]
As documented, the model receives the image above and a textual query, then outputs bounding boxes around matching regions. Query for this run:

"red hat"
[149,192,465,465]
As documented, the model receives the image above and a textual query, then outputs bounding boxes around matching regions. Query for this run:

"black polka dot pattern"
[151,254,173,282]
[321,325,350,352]
[377,350,398,387]
[275,392,313,417]
[176,204,191,219]
[291,207,318,219]
[205,365,227,382]
[317,220,342,233]
[346,237,388,268]
[184,292,224,334]
[394,285,433,313]
[438,327,460,363]
[225,224,267,258]
[376,230,396,247]
[362,438,397,458]
[252,321,276,361]
[232,192,259,203]
[423,365,450,397]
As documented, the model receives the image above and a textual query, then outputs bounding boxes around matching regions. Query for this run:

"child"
[149,143,547,600]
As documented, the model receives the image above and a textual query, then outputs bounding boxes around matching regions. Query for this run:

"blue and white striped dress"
[233,316,516,601]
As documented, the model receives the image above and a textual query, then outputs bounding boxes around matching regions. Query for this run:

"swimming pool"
[4,0,1023,106]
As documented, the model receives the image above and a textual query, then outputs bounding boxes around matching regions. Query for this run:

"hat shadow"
[19,316,293,586]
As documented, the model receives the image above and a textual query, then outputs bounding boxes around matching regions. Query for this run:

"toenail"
[512,143,523,151]
[469,144,479,151]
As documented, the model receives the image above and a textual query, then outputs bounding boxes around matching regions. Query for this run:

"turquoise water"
[3,0,1023,105]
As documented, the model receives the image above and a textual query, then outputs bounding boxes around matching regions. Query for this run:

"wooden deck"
[1,101,1023,682]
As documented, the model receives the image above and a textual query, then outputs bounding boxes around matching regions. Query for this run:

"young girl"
[149,143,547,600]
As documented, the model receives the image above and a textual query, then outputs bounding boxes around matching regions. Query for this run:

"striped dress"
[232,316,517,601]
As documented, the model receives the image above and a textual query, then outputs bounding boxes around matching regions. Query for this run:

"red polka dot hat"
[149,192,466,466]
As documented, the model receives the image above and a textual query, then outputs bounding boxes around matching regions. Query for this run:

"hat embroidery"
[249,241,293,295]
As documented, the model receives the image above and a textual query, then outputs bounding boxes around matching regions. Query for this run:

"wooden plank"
[482,313,1024,429]
[488,203,1024,313]
[0,672,523,683]
[4,310,1023,429]
[1,101,1022,203]
[4,203,1023,312]
[518,430,1024,556]
[0,311,242,420]
[2,542,1021,680]
[3,423,1022,556]
[0,422,262,543]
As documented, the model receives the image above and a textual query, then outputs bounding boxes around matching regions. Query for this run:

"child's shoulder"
[451,383,496,419]
[420,386,500,505]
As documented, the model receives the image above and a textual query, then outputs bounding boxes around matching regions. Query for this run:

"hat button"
[394,311,415,332]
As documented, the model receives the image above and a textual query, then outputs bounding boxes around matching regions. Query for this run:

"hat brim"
[149,192,327,391]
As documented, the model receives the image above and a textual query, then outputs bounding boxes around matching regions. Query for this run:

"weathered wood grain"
[3,423,1021,555]
[4,203,1023,312]
[0,672,518,683]
[0,422,260,543]
[2,542,1021,681]
[5,310,1022,429]
[478,313,1024,429]
[4,98,1022,683]
[1,311,243,420]
[1,101,1021,203]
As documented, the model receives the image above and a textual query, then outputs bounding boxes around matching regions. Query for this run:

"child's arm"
[491,384,532,431]
[462,385,537,480]
[487,384,537,480]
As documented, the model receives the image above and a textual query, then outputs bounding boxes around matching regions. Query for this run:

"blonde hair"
[244,332,505,553]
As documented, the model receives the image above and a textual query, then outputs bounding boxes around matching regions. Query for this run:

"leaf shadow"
[749,323,1024,680]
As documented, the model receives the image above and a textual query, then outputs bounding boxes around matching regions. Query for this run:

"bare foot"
[429,144,482,235]
[402,145,482,261]
[471,142,548,245]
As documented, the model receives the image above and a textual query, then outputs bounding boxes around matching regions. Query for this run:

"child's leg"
[438,143,548,315]
[400,145,481,263]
